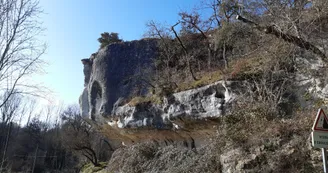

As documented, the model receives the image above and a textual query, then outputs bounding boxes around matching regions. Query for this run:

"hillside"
[2,1,328,173]
[76,1,328,173]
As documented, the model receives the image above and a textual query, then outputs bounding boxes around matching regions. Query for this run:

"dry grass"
[219,107,320,172]
[107,141,221,173]
[127,94,162,106]
[170,55,270,93]
[221,105,314,146]
[227,55,270,80]
[81,162,107,173]
[174,70,222,92]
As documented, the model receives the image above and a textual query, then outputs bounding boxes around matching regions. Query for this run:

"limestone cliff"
[78,38,328,173]
[79,39,158,121]
[79,38,328,147]
[79,39,241,147]
[79,39,237,128]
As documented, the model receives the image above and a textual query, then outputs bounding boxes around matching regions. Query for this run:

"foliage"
[0,120,79,172]
[97,32,123,49]
[0,104,114,172]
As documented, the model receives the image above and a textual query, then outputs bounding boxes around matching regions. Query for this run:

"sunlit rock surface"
[110,81,236,129]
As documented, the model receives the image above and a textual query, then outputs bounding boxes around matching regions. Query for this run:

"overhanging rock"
[110,80,236,129]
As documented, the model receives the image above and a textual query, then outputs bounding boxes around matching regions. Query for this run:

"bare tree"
[25,98,37,126]
[144,21,176,84]
[200,0,222,27]
[235,1,328,61]
[179,11,216,69]
[0,0,46,109]
[236,14,327,61]
[61,105,101,166]
[0,91,22,125]
[0,93,26,171]
[171,22,198,81]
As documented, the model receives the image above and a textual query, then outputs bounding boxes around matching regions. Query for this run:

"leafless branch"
[236,15,327,61]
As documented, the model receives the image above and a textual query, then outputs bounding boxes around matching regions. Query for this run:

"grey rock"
[79,39,238,129]
[79,87,89,117]
[110,81,236,129]
[79,39,236,128]
[81,58,92,87]
[79,39,158,121]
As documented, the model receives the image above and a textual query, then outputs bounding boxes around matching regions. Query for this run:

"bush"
[97,32,123,49]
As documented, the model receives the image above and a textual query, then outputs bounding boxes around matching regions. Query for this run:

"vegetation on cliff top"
[97,32,123,49]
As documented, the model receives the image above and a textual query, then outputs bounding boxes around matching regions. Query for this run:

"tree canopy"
[97,32,123,49]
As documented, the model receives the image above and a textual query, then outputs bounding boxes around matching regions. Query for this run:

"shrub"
[97,32,123,49]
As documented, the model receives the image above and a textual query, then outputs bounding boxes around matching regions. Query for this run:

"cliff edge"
[79,39,158,121]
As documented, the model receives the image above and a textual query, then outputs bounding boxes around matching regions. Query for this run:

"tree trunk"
[236,15,327,62]
[32,144,39,173]
[208,48,212,69]
[187,59,197,81]
[171,22,198,81]
[0,122,12,171]
[75,146,100,167]
[198,60,201,72]
[223,41,228,69]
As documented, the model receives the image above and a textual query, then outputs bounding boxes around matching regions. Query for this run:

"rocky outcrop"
[110,81,236,129]
[79,39,158,121]
[78,39,241,146]
[79,39,238,128]
[77,39,328,173]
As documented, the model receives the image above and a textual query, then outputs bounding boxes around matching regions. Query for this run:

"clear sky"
[36,0,201,105]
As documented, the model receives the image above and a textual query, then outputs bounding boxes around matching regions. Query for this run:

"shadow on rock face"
[90,80,104,121]
[80,39,158,120]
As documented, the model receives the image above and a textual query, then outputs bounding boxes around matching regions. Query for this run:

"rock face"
[79,39,158,120]
[110,81,236,129]
[79,39,237,127]
[79,38,328,132]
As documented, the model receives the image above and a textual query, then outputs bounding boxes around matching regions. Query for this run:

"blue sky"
[36,0,201,105]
